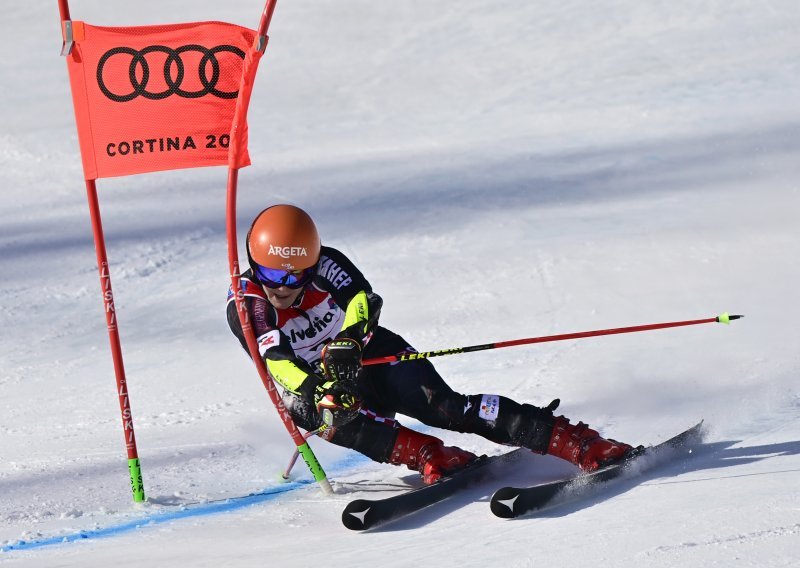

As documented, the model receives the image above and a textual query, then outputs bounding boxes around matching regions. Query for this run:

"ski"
[342,448,525,531]
[490,420,705,519]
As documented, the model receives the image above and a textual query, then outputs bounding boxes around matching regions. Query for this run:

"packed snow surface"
[1,1,799,566]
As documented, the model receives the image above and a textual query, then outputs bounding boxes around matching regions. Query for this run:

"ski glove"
[314,378,361,427]
[315,338,364,427]
[320,337,363,383]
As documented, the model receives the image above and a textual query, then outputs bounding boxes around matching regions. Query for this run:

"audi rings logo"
[96,44,246,102]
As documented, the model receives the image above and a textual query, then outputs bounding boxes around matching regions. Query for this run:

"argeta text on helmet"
[268,245,308,259]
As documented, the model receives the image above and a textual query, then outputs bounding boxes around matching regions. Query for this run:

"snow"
[2,1,799,566]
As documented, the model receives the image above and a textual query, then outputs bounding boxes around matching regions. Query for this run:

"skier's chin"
[266,287,302,309]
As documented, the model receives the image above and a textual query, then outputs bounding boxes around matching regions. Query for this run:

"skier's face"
[264,285,303,310]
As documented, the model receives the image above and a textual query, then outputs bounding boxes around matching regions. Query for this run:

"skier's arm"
[316,246,383,344]
[338,289,383,343]
[263,351,321,399]
[226,293,323,398]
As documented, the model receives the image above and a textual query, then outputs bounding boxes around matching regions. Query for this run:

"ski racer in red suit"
[227,204,635,484]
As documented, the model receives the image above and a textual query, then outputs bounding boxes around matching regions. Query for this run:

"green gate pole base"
[128,458,146,502]
[298,442,333,494]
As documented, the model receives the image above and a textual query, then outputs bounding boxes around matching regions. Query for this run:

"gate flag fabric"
[63,21,257,180]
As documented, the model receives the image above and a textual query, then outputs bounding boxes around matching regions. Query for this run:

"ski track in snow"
[646,523,800,555]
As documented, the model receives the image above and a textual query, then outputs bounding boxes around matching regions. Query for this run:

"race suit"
[227,246,555,462]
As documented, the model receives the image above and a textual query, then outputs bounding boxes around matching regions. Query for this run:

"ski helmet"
[247,204,321,272]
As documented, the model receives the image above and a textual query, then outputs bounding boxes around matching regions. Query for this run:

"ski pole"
[280,427,325,481]
[362,312,743,366]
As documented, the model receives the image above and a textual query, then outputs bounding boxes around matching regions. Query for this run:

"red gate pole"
[225,0,331,493]
[57,0,70,19]
[59,0,145,503]
[85,181,146,502]
[226,173,331,494]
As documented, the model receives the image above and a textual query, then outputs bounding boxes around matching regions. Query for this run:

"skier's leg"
[283,391,398,462]
[545,416,636,471]
[388,424,476,484]
[378,369,557,452]
[283,392,474,484]
[361,328,556,450]
[379,374,634,471]
[362,328,635,471]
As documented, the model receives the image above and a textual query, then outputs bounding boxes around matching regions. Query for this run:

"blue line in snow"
[2,450,375,554]
[0,480,314,553]
[1,440,391,553]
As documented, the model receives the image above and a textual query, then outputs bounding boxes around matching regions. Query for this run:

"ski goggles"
[254,263,316,289]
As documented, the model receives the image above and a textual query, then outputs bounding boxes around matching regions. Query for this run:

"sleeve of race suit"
[226,279,322,398]
[316,246,383,346]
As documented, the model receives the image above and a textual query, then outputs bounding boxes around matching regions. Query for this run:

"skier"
[227,204,635,484]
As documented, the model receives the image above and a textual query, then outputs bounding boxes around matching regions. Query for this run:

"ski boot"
[548,416,635,471]
[389,425,477,484]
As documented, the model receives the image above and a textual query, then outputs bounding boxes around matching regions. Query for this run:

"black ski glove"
[315,338,363,427]
[320,337,362,383]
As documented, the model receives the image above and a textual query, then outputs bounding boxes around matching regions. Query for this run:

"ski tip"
[490,487,520,519]
[342,500,373,531]
[716,312,744,324]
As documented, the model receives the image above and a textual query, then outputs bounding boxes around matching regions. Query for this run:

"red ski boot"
[547,416,634,472]
[389,425,477,484]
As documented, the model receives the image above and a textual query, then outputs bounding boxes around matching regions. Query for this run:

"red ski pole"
[362,312,743,367]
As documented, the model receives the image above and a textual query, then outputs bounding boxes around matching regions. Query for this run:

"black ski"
[490,420,705,519]
[342,448,525,531]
